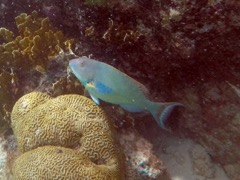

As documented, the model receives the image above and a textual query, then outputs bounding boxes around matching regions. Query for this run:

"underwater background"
[0,0,240,179]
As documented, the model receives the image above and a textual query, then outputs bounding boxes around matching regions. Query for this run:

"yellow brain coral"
[0,11,74,125]
[11,92,125,179]
[13,146,114,180]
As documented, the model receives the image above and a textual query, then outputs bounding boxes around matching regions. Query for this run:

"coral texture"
[13,146,114,180]
[119,129,171,180]
[11,92,125,180]
[85,19,143,45]
[0,10,73,70]
[0,11,73,127]
[0,70,15,127]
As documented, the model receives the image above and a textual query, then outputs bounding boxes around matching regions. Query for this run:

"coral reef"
[0,11,74,129]
[119,129,170,180]
[0,70,16,126]
[177,82,240,179]
[0,133,16,180]
[85,19,143,46]
[57,0,240,92]
[0,1,239,179]
[11,92,125,179]
[39,2,240,178]
[0,10,73,71]
[13,146,115,180]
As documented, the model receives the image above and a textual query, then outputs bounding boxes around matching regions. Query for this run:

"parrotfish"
[69,56,182,129]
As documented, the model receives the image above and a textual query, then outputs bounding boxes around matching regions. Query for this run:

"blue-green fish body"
[69,57,182,129]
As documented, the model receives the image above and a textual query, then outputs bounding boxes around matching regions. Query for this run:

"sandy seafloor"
[155,133,229,180]
[0,132,230,180]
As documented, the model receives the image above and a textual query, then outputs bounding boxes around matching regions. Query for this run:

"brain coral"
[0,11,74,127]
[13,146,114,180]
[11,92,125,179]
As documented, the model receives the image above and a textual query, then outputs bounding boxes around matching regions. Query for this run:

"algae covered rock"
[11,92,125,180]
[0,70,17,127]
[13,146,114,180]
[178,82,240,179]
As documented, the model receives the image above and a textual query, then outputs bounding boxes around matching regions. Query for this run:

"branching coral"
[0,10,73,70]
[11,92,125,179]
[0,11,74,128]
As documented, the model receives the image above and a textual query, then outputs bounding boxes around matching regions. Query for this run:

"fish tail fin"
[148,101,183,130]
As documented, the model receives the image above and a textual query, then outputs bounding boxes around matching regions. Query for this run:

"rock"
[119,129,170,180]
[178,82,240,179]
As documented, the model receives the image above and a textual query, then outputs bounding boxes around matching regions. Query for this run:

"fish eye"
[80,61,85,67]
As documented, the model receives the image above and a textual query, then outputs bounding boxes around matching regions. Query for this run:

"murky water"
[0,0,239,179]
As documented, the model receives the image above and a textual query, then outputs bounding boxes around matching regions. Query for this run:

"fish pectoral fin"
[89,93,100,105]
[84,88,90,97]
[120,104,143,112]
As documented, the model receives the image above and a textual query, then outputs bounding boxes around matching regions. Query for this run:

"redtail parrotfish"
[69,56,183,129]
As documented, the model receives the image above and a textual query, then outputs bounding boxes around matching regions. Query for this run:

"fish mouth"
[69,58,79,66]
